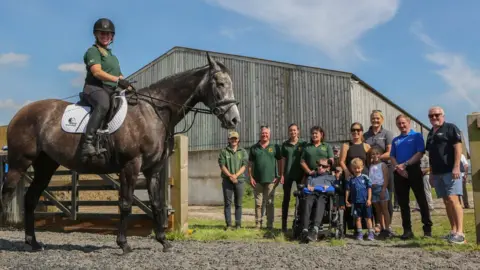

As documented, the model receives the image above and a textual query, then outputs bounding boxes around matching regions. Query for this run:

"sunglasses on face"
[351,128,362,133]
[317,164,329,169]
[428,113,442,119]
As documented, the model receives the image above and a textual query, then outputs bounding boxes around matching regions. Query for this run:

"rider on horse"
[81,18,131,158]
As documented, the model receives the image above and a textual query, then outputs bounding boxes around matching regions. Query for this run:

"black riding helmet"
[93,18,115,34]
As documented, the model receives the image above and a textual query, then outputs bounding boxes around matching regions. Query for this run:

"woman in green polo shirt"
[80,18,131,159]
[300,126,334,181]
[218,131,248,229]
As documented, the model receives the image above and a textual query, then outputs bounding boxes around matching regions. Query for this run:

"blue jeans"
[222,178,245,226]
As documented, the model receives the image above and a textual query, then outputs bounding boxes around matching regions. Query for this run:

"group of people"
[218,106,468,244]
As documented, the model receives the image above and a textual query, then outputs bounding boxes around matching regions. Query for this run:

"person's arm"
[327,144,334,165]
[300,146,314,175]
[381,131,394,161]
[235,149,248,178]
[403,133,425,166]
[218,150,232,177]
[364,143,371,167]
[381,163,389,198]
[248,148,256,186]
[339,143,350,177]
[366,176,372,206]
[85,48,120,83]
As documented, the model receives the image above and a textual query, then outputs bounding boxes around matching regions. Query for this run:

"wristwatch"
[404,161,410,167]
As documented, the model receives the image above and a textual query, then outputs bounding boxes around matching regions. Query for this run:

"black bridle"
[123,71,239,137]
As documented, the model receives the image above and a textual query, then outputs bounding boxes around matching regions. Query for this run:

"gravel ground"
[1,230,479,270]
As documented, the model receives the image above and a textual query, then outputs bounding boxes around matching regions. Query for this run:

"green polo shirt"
[249,142,282,184]
[301,142,334,171]
[218,146,248,182]
[83,45,122,87]
[281,139,307,180]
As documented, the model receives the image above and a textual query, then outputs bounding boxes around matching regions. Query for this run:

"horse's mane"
[138,61,231,93]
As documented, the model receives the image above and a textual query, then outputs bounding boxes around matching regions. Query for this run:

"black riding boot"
[81,108,106,157]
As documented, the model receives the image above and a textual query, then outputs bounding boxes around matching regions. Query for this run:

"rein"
[122,75,239,138]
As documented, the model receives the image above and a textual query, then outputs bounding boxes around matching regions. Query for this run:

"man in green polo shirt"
[218,131,248,230]
[249,126,283,233]
[80,18,132,160]
[280,123,307,232]
[300,126,334,179]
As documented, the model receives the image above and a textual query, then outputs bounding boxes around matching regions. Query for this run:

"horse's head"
[200,53,241,129]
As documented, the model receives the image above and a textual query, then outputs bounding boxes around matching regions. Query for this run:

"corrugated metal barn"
[126,46,431,205]
[127,46,430,151]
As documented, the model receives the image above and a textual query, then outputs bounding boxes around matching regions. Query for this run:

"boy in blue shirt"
[346,158,374,241]
[301,158,337,242]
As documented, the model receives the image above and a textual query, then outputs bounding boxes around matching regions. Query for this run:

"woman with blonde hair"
[364,110,397,233]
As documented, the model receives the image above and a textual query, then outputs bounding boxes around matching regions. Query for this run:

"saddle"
[61,90,128,134]
[78,91,122,128]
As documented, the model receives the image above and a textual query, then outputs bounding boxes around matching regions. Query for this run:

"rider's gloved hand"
[117,78,131,90]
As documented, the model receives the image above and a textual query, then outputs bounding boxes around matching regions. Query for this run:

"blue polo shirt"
[391,129,425,164]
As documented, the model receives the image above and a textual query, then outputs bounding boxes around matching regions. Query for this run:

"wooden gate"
[0,135,189,235]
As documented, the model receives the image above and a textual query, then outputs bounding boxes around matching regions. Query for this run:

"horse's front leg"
[116,159,139,255]
[144,166,173,252]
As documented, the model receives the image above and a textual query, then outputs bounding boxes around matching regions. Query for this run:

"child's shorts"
[371,185,390,203]
[353,203,372,219]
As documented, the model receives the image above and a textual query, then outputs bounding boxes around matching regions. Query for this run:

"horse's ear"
[206,52,221,72]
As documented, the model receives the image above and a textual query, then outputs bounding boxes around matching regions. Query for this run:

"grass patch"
[386,212,480,252]
[166,218,289,242]
[165,210,479,252]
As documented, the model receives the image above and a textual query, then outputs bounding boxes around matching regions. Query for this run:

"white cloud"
[58,62,86,87]
[0,53,30,66]
[411,21,480,112]
[207,0,399,62]
[411,20,480,147]
[0,99,32,110]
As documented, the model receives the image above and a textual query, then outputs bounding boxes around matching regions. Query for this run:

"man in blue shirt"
[390,114,433,239]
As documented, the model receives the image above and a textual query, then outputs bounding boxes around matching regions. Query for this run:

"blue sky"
[1,0,479,144]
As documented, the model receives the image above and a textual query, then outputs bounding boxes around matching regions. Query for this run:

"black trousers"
[394,164,433,233]
[301,194,327,230]
[282,177,299,227]
[83,84,114,133]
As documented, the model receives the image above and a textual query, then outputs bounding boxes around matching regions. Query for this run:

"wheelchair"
[291,182,345,241]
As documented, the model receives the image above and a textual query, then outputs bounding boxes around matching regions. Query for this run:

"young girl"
[345,158,374,241]
[368,146,393,237]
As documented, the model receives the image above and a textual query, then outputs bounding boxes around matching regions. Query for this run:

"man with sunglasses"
[300,158,337,242]
[426,107,465,244]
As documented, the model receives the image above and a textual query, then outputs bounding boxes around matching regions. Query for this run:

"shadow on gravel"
[0,239,116,253]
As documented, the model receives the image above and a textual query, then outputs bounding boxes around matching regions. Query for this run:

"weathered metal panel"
[127,48,353,150]
[127,47,429,151]
[350,79,426,138]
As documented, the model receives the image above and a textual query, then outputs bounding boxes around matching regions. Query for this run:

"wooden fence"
[0,135,189,236]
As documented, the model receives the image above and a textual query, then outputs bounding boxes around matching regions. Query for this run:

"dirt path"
[1,230,479,270]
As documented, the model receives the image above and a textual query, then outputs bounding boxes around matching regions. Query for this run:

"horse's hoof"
[26,241,44,252]
[121,244,133,255]
[162,242,173,253]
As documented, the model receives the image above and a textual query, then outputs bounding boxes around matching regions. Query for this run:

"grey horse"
[0,52,241,254]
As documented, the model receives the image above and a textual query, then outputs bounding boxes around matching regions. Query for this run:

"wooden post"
[71,171,79,220]
[171,135,188,233]
[467,112,480,244]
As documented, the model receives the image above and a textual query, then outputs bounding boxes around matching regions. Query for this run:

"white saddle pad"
[61,90,128,134]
